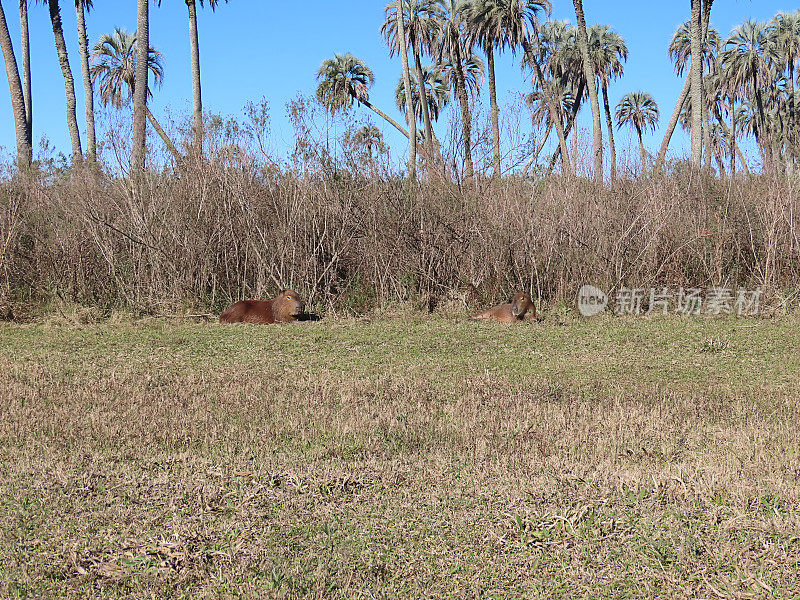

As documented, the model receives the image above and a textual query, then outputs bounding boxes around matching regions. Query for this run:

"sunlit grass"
[1,314,798,598]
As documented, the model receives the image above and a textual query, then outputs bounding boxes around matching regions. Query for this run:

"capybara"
[220,289,305,324]
[473,291,539,323]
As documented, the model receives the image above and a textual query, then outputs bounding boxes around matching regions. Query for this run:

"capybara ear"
[280,289,289,296]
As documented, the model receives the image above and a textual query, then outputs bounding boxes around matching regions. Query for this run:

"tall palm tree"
[667,13,720,168]
[572,0,602,181]
[156,0,228,147]
[131,0,149,170]
[721,19,773,169]
[315,53,410,140]
[689,0,702,166]
[0,0,31,166]
[391,0,417,177]
[587,25,627,180]
[75,0,95,162]
[395,65,450,122]
[655,16,718,171]
[19,0,31,147]
[526,19,579,175]
[91,28,181,163]
[615,91,659,170]
[770,11,800,159]
[45,0,82,160]
[437,0,476,177]
[382,0,442,156]
[467,0,558,176]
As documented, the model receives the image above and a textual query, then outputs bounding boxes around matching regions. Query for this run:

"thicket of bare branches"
[1,105,799,317]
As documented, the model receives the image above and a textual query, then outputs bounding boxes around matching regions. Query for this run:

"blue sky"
[0,0,790,169]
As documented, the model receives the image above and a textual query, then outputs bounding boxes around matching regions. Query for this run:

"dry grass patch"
[1,315,799,598]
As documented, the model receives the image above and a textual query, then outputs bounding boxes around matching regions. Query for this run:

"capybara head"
[510,292,534,318]
[280,289,305,317]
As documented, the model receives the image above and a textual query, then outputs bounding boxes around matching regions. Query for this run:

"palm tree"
[156,0,228,147]
[522,80,573,175]
[437,0,476,177]
[655,16,719,171]
[588,25,627,180]
[526,19,579,175]
[382,0,442,157]
[689,0,703,166]
[615,91,659,170]
[390,0,417,178]
[395,65,450,122]
[770,11,800,160]
[721,19,773,169]
[45,0,82,160]
[315,53,410,140]
[19,0,31,148]
[572,0,602,181]
[441,48,484,98]
[467,0,558,176]
[91,28,181,163]
[0,0,31,166]
[75,0,95,162]
[131,0,149,170]
[667,14,720,169]
[353,124,384,155]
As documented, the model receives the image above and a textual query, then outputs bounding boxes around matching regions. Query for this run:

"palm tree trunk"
[602,82,617,180]
[717,106,750,176]
[0,0,31,167]
[655,76,690,172]
[571,120,578,167]
[452,42,473,178]
[186,0,203,148]
[486,44,501,176]
[545,79,584,175]
[76,0,96,162]
[573,0,602,181]
[146,106,181,163]
[132,0,149,171]
[714,151,725,176]
[701,0,713,171]
[396,0,416,180]
[637,128,646,170]
[734,138,750,176]
[48,0,82,161]
[730,102,736,175]
[788,59,797,168]
[522,121,552,176]
[359,98,409,139]
[524,35,571,176]
[754,85,772,171]
[412,35,434,155]
[19,0,31,145]
[689,0,702,167]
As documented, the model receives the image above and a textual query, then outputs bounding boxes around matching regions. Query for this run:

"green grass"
[1,314,799,598]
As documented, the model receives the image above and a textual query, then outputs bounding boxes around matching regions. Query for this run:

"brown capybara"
[473,291,540,323]
[219,289,305,324]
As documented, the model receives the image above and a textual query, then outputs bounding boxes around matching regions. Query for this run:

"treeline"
[2,1,799,178]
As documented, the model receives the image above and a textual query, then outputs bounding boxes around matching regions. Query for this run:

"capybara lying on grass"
[220,290,305,324]
[473,292,540,323]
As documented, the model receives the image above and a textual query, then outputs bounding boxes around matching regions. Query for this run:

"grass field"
[1,312,799,598]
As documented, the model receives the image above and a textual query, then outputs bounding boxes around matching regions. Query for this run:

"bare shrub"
[2,118,799,316]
